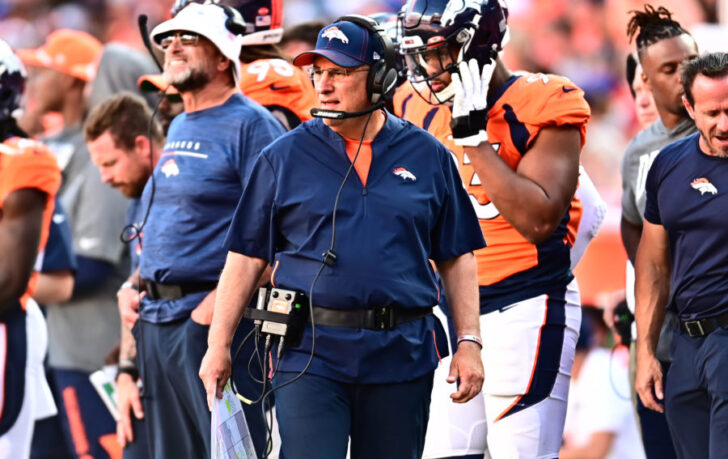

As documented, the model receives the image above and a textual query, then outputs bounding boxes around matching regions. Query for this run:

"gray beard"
[166,67,211,93]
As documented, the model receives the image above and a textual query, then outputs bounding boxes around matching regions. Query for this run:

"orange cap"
[17,29,103,82]
[137,73,179,95]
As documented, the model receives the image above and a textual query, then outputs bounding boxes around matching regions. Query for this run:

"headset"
[217,3,248,36]
[338,14,398,104]
[311,14,399,119]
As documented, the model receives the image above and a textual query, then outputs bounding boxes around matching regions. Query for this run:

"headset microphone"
[310,101,385,120]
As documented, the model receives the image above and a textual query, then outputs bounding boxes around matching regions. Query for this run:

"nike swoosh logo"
[562,86,577,93]
[269,84,290,91]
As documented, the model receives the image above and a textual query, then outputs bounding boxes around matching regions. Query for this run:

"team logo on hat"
[393,167,417,182]
[691,177,718,195]
[322,26,349,44]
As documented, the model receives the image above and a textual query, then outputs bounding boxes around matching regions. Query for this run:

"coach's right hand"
[199,344,232,410]
[116,373,144,446]
[117,286,144,331]
[636,350,665,413]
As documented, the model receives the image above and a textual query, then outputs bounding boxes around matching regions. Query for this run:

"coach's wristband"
[117,281,138,297]
[116,366,139,382]
[457,334,483,349]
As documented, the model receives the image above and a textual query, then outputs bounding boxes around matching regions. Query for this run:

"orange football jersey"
[0,137,60,308]
[239,58,317,124]
[396,74,590,298]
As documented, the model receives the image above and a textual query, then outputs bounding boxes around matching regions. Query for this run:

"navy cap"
[293,21,382,68]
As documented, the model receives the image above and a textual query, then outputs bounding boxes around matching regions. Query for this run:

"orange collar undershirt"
[343,138,373,186]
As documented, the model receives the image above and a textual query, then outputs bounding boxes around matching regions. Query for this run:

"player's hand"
[450,58,495,147]
[447,340,484,403]
[116,373,144,447]
[635,350,664,413]
[118,287,144,331]
[199,344,232,410]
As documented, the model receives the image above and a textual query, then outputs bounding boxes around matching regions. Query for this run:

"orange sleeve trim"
[270,260,280,288]
[433,330,442,362]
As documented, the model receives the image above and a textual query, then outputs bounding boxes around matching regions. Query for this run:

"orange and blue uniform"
[397,73,592,459]
[240,58,317,127]
[0,137,60,445]
[0,137,60,308]
[395,75,590,310]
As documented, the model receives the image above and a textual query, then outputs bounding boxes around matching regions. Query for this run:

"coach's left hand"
[199,344,232,410]
[447,341,484,403]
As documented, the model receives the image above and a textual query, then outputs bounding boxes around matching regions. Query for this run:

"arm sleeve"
[430,146,486,262]
[72,256,113,295]
[224,152,278,262]
[620,145,643,225]
[0,147,60,202]
[234,116,285,184]
[643,157,662,225]
[40,199,77,272]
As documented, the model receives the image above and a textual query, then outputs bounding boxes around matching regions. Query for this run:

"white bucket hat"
[151,3,243,85]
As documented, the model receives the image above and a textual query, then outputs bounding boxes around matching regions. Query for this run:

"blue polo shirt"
[139,94,285,323]
[644,133,728,321]
[225,114,485,383]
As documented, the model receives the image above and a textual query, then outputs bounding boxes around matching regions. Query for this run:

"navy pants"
[665,327,728,459]
[134,316,266,458]
[273,370,434,459]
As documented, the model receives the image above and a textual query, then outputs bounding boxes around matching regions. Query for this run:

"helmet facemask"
[400,0,508,106]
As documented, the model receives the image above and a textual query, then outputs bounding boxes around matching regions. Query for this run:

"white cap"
[151,3,243,85]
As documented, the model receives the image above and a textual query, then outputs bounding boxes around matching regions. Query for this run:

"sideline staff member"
[127,3,285,458]
[636,52,728,459]
[200,17,485,459]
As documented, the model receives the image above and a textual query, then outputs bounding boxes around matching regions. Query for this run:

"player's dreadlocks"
[627,5,690,56]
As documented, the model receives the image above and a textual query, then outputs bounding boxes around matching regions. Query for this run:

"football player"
[400,1,591,457]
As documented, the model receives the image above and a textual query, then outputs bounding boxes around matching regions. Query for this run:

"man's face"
[162,33,221,93]
[685,74,728,158]
[311,56,370,125]
[632,68,659,129]
[640,34,698,116]
[25,66,71,114]
[415,43,455,93]
[88,131,150,198]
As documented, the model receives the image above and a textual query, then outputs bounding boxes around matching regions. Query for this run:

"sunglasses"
[159,32,200,50]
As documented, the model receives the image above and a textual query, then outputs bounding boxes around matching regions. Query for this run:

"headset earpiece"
[335,14,397,104]
[219,4,247,36]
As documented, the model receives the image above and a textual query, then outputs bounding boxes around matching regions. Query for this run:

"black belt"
[311,305,433,330]
[144,281,217,301]
[680,311,728,338]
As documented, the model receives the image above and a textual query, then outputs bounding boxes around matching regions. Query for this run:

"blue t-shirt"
[644,133,728,320]
[225,115,485,383]
[139,94,285,322]
[40,198,76,273]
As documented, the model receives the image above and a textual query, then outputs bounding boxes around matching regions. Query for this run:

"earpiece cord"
[119,95,162,245]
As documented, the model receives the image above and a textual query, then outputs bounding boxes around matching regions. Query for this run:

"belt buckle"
[374,307,396,330]
[684,320,705,337]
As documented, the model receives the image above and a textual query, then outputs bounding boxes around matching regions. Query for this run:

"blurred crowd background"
[1,0,726,303]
